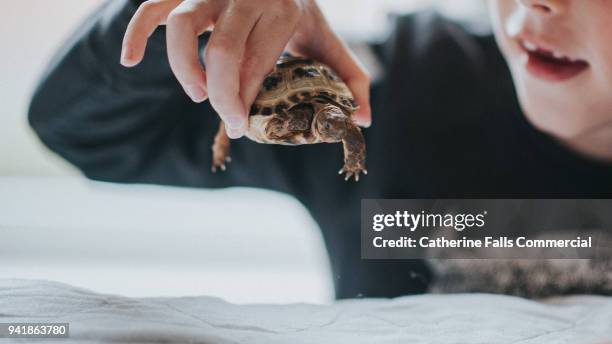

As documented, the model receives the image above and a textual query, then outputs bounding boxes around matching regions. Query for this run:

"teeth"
[522,39,580,62]
[552,51,565,59]
[523,40,538,52]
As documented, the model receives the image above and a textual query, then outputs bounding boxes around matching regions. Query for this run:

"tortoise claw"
[211,158,230,173]
[339,165,366,182]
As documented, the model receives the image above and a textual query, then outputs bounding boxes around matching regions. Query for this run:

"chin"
[513,83,589,140]
[520,100,590,139]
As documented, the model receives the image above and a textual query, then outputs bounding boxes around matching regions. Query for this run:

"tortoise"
[211,55,367,181]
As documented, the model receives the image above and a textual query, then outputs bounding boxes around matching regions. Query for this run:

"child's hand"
[120,0,371,138]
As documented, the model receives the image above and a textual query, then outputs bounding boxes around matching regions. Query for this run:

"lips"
[519,39,589,82]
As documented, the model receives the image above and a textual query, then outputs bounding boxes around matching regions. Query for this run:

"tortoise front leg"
[339,123,367,181]
[211,121,232,172]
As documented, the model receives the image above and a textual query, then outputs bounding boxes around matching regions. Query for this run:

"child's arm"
[27,0,301,192]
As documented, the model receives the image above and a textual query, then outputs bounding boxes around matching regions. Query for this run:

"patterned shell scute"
[254,56,356,109]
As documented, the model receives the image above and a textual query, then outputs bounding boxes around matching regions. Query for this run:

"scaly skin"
[211,121,232,172]
[339,123,367,181]
[211,102,367,182]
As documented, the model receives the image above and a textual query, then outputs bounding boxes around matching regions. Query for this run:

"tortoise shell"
[249,56,359,119]
[211,55,367,181]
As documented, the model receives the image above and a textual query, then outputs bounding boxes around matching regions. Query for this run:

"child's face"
[489,0,612,139]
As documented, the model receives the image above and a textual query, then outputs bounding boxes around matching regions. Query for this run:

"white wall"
[0,0,102,176]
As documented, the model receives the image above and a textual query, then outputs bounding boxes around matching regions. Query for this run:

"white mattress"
[1,279,611,343]
[0,177,333,304]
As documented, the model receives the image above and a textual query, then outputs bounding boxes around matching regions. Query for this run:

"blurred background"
[0,0,483,304]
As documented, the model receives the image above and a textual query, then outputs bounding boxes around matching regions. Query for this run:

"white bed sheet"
[1,279,611,343]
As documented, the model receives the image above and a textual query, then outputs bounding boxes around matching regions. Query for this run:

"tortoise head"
[313,104,349,142]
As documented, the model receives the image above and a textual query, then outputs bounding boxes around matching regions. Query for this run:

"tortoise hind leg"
[339,123,367,181]
[211,121,232,173]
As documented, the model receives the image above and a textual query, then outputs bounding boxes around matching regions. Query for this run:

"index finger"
[166,0,219,103]
[205,3,262,138]
[121,0,181,67]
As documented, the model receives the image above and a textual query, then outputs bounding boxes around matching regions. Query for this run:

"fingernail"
[225,115,245,130]
[120,47,132,66]
[355,118,372,128]
[185,85,207,103]
[226,127,243,139]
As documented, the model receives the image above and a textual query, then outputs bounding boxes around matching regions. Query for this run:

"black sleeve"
[28,0,304,193]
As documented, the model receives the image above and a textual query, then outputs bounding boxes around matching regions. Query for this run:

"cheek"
[488,0,516,47]
[487,0,524,70]
[588,12,612,90]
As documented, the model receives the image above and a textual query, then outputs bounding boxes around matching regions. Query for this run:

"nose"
[518,0,565,15]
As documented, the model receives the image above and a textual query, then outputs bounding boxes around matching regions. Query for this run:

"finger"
[320,38,371,127]
[166,0,220,103]
[292,32,372,128]
[205,2,261,138]
[240,9,301,111]
[121,0,181,67]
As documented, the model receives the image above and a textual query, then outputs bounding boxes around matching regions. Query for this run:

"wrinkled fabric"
[1,279,611,343]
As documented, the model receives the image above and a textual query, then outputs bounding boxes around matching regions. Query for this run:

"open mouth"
[519,39,589,82]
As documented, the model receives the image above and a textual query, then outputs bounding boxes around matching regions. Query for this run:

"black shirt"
[28,0,612,299]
